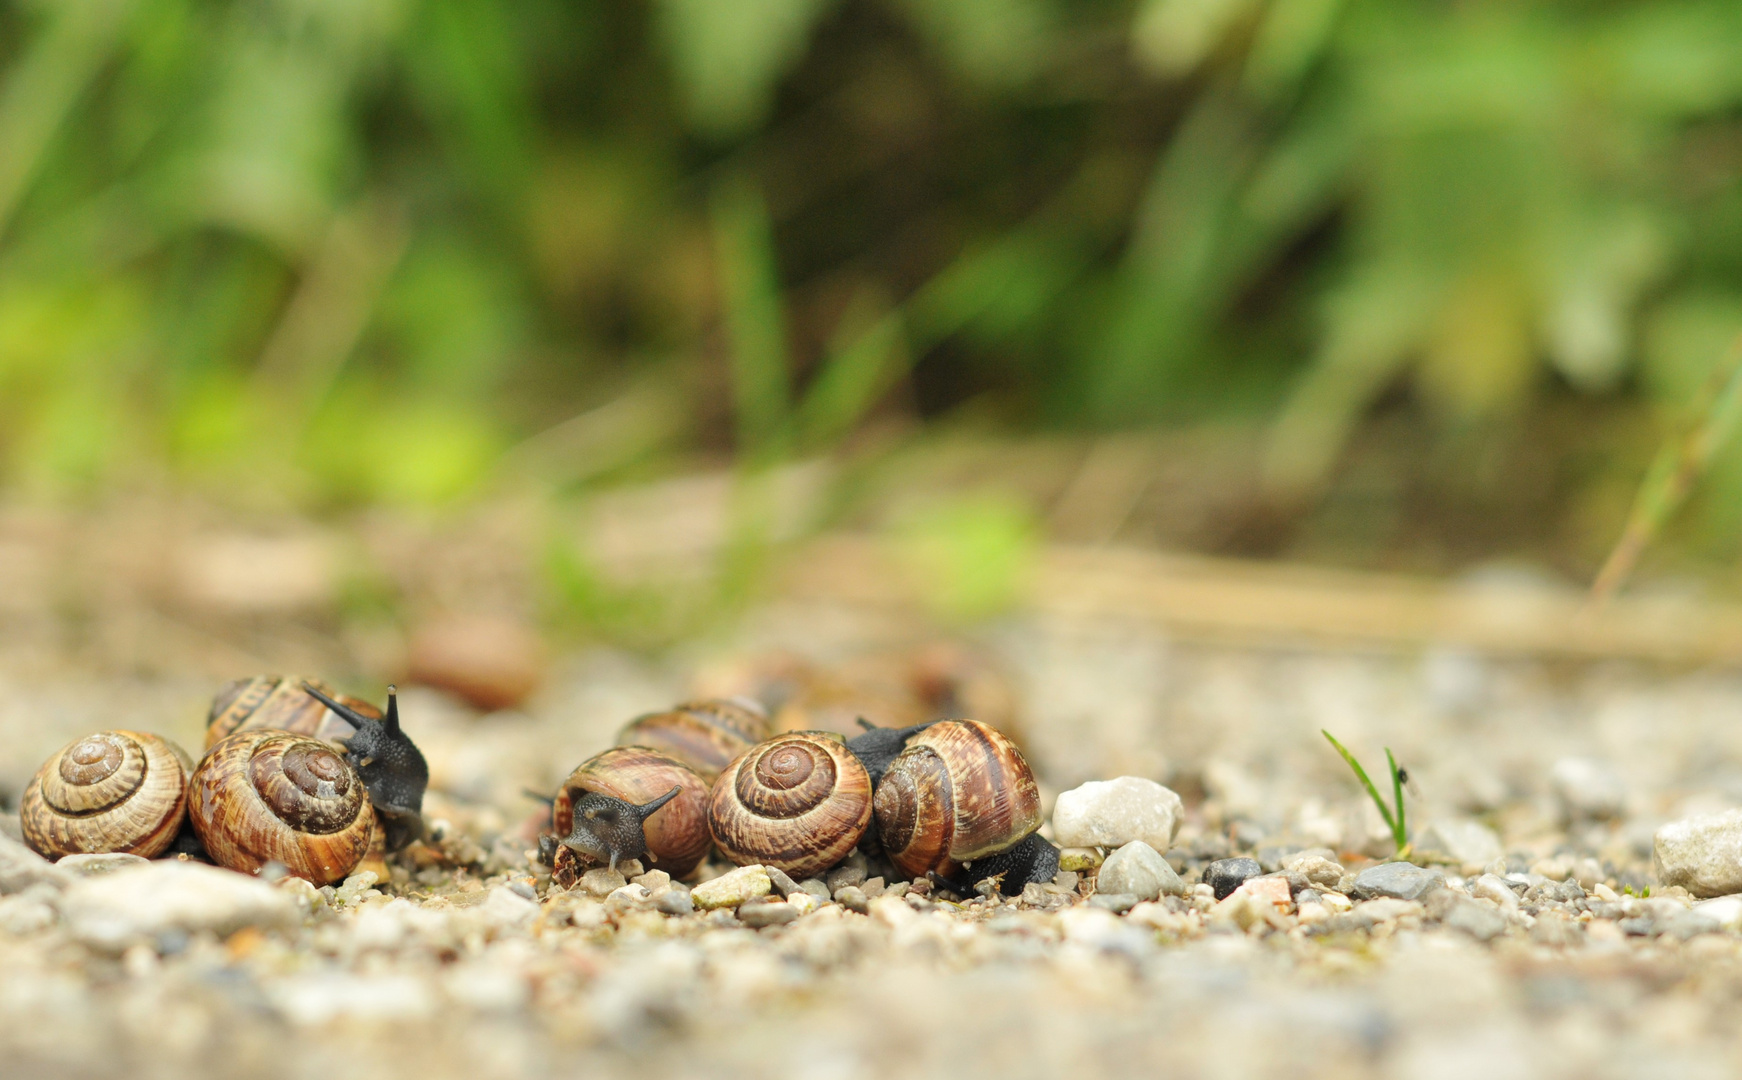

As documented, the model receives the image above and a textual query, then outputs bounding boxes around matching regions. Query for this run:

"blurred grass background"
[4,0,1742,641]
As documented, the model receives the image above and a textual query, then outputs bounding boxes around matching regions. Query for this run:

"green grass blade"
[1321,730,1395,834]
[710,173,791,465]
[1385,746,1406,852]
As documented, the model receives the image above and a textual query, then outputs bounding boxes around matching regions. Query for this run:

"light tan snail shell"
[873,719,1041,881]
[19,731,193,859]
[707,732,873,879]
[187,730,376,885]
[615,698,772,782]
[204,675,380,750]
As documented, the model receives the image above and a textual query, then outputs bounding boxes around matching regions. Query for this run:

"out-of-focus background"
[2,0,1742,668]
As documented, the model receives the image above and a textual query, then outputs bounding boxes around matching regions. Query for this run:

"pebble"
[405,613,546,712]
[0,831,71,894]
[1470,874,1520,912]
[59,861,299,951]
[738,899,799,928]
[833,885,870,914]
[1058,847,1105,873]
[579,868,629,899]
[476,886,540,932]
[1087,892,1140,914]
[1051,777,1184,850]
[765,866,801,898]
[0,891,57,935]
[655,889,695,916]
[1654,810,1742,897]
[1415,819,1503,869]
[55,853,151,877]
[1204,858,1262,900]
[691,865,771,910]
[605,884,655,916]
[798,878,832,902]
[1282,852,1344,888]
[826,863,867,893]
[1692,894,1742,930]
[1096,841,1183,901]
[1434,894,1508,941]
[1352,862,1445,902]
[1551,757,1626,821]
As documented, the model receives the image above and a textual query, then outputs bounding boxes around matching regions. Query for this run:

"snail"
[844,717,939,787]
[615,698,772,782]
[187,729,375,885]
[708,732,873,879]
[300,684,428,852]
[19,731,194,859]
[205,675,380,749]
[543,747,710,877]
[873,719,1055,895]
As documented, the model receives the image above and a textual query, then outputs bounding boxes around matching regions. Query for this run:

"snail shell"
[873,719,1041,881]
[707,732,873,879]
[553,747,711,878]
[205,675,380,750]
[615,698,771,782]
[188,730,376,885]
[19,731,193,859]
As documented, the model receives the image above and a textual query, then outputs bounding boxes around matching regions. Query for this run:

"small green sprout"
[1322,730,1410,858]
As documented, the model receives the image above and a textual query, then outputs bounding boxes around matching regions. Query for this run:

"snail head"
[845,717,940,788]
[303,683,429,852]
[560,785,681,873]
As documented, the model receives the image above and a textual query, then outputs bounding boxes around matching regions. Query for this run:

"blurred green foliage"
[1,0,1741,556]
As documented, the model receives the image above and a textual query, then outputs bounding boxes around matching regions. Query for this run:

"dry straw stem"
[1590,330,1742,607]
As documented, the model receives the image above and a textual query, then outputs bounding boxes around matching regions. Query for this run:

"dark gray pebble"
[1204,858,1262,900]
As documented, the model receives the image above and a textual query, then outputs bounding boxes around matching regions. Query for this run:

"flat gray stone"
[1352,862,1445,901]
[1052,777,1183,851]
[60,861,298,951]
[1096,841,1183,902]
[57,853,151,877]
[1441,897,1507,941]
[1655,810,1742,898]
[1551,757,1626,820]
[1415,819,1503,868]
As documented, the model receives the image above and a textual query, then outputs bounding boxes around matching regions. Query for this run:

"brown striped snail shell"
[19,731,193,859]
[708,732,873,880]
[188,730,376,885]
[547,747,711,878]
[873,719,1044,886]
[615,698,772,783]
[205,675,380,750]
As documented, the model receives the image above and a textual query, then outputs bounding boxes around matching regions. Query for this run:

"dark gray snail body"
[301,684,428,852]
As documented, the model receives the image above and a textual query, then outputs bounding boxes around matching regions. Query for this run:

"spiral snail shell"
[708,732,873,879]
[187,730,376,885]
[19,731,193,859]
[205,675,380,750]
[615,698,772,782]
[548,747,710,877]
[873,720,1044,887]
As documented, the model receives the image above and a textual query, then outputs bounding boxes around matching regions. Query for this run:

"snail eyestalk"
[303,683,429,852]
[1321,730,1410,858]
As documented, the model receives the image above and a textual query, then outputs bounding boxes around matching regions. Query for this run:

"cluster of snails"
[18,676,429,886]
[545,698,1059,895]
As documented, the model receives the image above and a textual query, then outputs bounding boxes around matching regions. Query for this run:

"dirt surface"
[6,579,1742,1080]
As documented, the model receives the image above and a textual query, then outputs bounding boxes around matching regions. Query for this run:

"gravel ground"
[6,600,1742,1080]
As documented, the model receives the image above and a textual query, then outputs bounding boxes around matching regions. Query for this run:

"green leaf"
[711,174,791,464]
[654,0,836,136]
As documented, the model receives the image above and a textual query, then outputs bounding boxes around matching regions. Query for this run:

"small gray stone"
[578,868,628,898]
[1052,777,1184,851]
[60,862,298,951]
[1203,858,1262,900]
[1654,810,1742,898]
[56,853,152,877]
[1089,893,1140,914]
[1551,757,1626,821]
[691,865,771,910]
[738,899,799,928]
[764,866,800,898]
[1415,819,1503,868]
[826,863,867,893]
[0,831,71,895]
[1096,841,1184,902]
[655,889,694,916]
[833,885,869,914]
[1439,896,1507,941]
[799,878,832,902]
[1353,862,1445,901]
[1282,853,1344,889]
